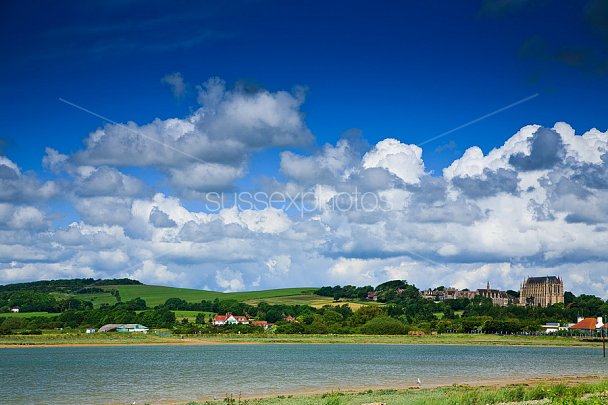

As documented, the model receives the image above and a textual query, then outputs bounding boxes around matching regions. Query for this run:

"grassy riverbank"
[0,332,605,347]
[187,378,608,404]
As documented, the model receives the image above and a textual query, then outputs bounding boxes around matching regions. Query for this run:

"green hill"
[1,278,371,311]
[101,285,319,307]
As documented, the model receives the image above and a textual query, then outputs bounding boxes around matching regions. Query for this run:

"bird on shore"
[417,378,422,387]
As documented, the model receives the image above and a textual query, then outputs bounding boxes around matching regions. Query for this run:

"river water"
[1,344,606,404]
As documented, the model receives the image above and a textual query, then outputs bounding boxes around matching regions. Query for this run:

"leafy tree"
[0,290,58,312]
[264,308,284,323]
[483,319,522,334]
[138,308,175,328]
[195,313,206,324]
[321,309,344,324]
[564,291,575,305]
[0,317,27,334]
[125,298,147,310]
[360,316,406,335]
[506,289,520,298]
[348,305,383,326]
[162,298,188,310]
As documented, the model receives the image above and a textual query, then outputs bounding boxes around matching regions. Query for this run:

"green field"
[0,312,57,318]
[99,285,318,307]
[6,283,370,311]
[48,290,119,308]
[244,294,335,306]
[243,294,380,309]
[172,310,215,322]
[434,310,464,320]
[72,291,118,307]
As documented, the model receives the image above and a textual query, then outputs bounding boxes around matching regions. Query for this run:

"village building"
[422,287,479,301]
[442,288,459,300]
[98,323,149,333]
[213,312,250,326]
[477,282,518,307]
[10,306,19,313]
[422,284,516,307]
[456,289,478,300]
[366,291,378,301]
[421,289,445,301]
[252,320,269,329]
[283,315,296,322]
[539,322,570,334]
[569,317,604,332]
[520,276,564,307]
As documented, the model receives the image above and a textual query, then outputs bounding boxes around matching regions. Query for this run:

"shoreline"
[157,375,608,404]
[0,333,605,349]
[0,340,604,349]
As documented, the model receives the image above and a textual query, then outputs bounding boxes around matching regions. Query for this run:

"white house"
[213,312,250,326]
[117,324,149,333]
[10,307,19,313]
[539,322,569,334]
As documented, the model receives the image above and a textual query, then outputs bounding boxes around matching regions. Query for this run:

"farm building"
[117,324,149,333]
[98,323,149,333]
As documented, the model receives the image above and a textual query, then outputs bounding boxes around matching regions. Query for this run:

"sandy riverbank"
[144,375,608,404]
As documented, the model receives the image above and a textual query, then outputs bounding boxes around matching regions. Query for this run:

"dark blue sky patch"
[509,128,565,171]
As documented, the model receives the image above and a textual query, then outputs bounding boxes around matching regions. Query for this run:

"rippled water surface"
[1,344,606,404]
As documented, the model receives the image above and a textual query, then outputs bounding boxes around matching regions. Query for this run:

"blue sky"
[1,1,608,294]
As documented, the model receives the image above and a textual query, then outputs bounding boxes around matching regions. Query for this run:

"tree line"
[0,278,141,294]
[2,279,608,336]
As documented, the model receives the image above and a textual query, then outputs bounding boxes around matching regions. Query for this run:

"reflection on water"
[0,344,605,404]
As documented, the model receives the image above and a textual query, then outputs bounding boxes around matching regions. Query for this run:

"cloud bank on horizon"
[1,77,607,296]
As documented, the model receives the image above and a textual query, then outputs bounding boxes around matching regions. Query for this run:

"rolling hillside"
[99,285,320,307]
[1,278,375,312]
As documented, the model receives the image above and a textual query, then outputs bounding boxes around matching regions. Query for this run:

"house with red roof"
[252,320,269,329]
[569,317,603,331]
[213,312,250,326]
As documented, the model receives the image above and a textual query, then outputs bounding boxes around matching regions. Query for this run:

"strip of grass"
[173,311,215,322]
[244,294,336,307]
[189,333,605,347]
[186,379,608,404]
[0,332,183,346]
[0,332,604,347]
[0,312,57,318]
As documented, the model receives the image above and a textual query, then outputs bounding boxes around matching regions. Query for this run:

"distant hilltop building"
[477,282,518,306]
[520,276,564,307]
[420,283,517,307]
